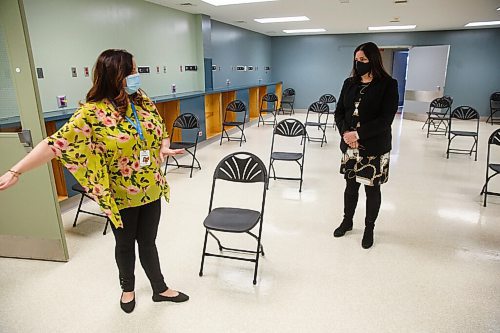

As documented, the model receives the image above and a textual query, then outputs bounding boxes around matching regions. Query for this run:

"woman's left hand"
[343,131,358,145]
[159,147,184,163]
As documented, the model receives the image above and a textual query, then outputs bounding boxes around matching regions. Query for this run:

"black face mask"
[355,61,371,76]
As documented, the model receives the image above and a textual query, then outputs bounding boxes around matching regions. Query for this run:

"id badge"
[140,150,151,167]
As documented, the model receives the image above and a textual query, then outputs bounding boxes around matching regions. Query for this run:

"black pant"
[344,178,381,227]
[110,199,167,294]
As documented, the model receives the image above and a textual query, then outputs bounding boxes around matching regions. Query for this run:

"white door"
[0,0,68,261]
[403,45,450,116]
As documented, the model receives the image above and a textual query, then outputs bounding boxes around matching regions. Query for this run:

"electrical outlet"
[163,66,167,73]
[171,84,176,94]
[156,66,160,74]
[198,131,203,137]
[57,95,67,108]
[71,67,77,77]
[84,67,89,77]
[36,68,44,79]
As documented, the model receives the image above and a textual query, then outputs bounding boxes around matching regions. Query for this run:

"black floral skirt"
[340,149,390,186]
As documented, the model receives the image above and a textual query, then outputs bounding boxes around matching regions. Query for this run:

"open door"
[0,0,68,261]
[403,45,450,118]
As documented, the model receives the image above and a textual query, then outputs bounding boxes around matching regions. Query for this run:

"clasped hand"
[343,131,359,149]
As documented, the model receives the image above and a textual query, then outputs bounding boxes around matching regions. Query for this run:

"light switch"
[71,67,77,77]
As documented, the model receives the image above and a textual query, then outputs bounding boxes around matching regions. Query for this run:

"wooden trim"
[249,87,260,119]
[45,121,68,198]
[204,93,222,139]
[156,101,181,142]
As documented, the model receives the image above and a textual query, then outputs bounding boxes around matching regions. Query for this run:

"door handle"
[18,129,33,151]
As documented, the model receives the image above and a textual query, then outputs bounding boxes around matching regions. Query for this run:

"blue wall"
[211,20,272,89]
[271,28,500,116]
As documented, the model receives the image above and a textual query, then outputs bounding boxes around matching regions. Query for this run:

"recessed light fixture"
[283,28,326,34]
[201,0,274,6]
[255,16,309,23]
[368,25,416,31]
[465,20,500,27]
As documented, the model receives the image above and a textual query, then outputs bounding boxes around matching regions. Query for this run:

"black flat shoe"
[120,292,136,313]
[362,228,374,249]
[152,290,189,303]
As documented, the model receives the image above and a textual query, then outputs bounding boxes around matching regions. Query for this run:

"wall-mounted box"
[138,66,150,74]
[184,65,198,71]
[236,66,247,71]
[57,95,67,108]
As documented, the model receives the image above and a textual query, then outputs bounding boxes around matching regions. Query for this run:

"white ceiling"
[146,0,500,36]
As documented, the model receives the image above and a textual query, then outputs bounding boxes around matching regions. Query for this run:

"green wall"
[23,0,205,113]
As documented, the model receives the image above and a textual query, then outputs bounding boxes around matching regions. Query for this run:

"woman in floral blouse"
[0,49,189,313]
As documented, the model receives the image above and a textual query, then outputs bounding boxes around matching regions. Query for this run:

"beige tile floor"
[0,113,499,333]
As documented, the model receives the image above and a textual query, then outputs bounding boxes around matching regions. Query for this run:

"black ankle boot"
[334,219,353,237]
[361,227,374,249]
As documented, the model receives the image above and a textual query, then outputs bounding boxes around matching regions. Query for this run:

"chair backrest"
[319,94,336,104]
[491,92,500,110]
[308,101,329,114]
[262,93,278,103]
[274,118,306,138]
[489,128,500,146]
[430,97,451,109]
[172,113,200,130]
[283,88,295,97]
[451,106,479,120]
[213,152,267,183]
[226,100,246,113]
[443,95,453,106]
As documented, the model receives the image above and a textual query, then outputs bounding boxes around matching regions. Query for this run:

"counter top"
[0,81,282,127]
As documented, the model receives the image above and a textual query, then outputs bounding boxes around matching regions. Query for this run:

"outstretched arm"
[0,139,55,190]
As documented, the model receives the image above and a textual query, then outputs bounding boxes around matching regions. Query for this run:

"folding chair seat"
[268,118,307,192]
[72,183,110,235]
[220,100,247,147]
[199,152,267,285]
[481,129,500,206]
[278,88,295,115]
[486,92,500,125]
[423,97,452,138]
[303,101,329,147]
[446,106,479,161]
[164,113,201,178]
[258,93,278,127]
[319,94,337,129]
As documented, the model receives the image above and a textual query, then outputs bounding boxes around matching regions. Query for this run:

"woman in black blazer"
[333,42,399,249]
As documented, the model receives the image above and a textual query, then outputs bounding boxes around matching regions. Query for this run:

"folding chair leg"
[103,218,110,235]
[73,194,85,227]
[199,229,209,277]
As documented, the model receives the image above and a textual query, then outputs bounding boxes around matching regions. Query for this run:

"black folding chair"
[486,92,500,125]
[164,113,201,178]
[278,88,295,115]
[481,129,500,206]
[199,152,267,285]
[220,100,247,147]
[319,94,337,129]
[258,93,278,127]
[423,97,452,138]
[72,183,110,235]
[268,119,307,192]
[446,106,480,161]
[303,101,329,147]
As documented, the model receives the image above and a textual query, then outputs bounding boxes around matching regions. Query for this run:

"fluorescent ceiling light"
[465,20,500,27]
[283,28,326,34]
[368,25,416,31]
[497,7,500,10]
[201,0,275,6]
[255,16,309,23]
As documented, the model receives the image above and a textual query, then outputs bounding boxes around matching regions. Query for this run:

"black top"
[335,76,399,156]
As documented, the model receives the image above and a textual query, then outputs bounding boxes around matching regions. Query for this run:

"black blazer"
[334,76,399,156]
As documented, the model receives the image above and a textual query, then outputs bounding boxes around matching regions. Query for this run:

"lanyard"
[124,103,145,141]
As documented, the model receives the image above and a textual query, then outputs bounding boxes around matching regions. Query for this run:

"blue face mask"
[125,73,141,95]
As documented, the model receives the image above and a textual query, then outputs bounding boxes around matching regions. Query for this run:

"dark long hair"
[86,49,144,116]
[350,42,391,81]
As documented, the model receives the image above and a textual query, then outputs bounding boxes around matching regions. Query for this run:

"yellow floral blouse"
[47,94,169,228]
